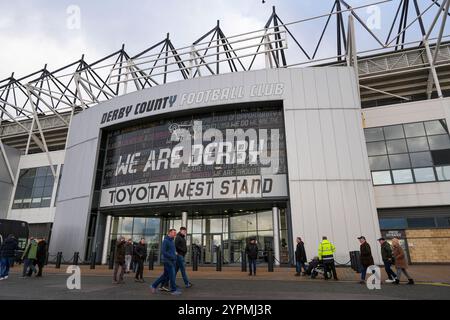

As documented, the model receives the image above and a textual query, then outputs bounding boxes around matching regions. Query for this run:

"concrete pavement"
[0,264,449,300]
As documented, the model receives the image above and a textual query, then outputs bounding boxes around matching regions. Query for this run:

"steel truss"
[0,0,449,185]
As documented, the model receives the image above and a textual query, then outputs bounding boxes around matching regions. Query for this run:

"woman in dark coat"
[295,237,307,276]
[358,236,374,284]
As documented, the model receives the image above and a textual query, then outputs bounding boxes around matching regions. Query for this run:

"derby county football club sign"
[99,107,288,208]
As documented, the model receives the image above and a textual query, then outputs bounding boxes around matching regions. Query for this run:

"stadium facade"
[1,2,450,265]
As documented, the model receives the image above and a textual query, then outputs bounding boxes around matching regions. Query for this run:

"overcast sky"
[0,0,448,80]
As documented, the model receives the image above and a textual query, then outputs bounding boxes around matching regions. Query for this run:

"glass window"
[386,139,408,154]
[425,120,448,135]
[12,166,55,209]
[407,137,429,152]
[379,218,407,229]
[372,171,392,185]
[407,218,436,228]
[389,154,410,169]
[172,219,182,231]
[404,122,425,137]
[191,219,202,234]
[413,167,436,182]
[428,135,450,150]
[230,213,257,232]
[369,156,390,171]
[364,127,384,142]
[205,218,223,233]
[279,208,288,230]
[118,217,133,234]
[392,169,413,184]
[36,167,48,177]
[410,152,433,168]
[436,166,450,181]
[436,217,450,227]
[133,218,146,234]
[367,141,387,156]
[257,211,273,231]
[384,125,404,140]
[144,218,160,235]
[230,232,248,242]
[431,149,450,166]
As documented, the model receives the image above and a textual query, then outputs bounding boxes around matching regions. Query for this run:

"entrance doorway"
[202,233,222,264]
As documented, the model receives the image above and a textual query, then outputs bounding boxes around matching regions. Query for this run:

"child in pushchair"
[305,257,331,279]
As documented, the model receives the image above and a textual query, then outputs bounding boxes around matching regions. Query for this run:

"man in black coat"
[245,238,259,276]
[295,237,307,276]
[134,238,147,283]
[161,227,192,291]
[113,237,126,284]
[378,237,398,283]
[0,234,19,280]
[174,227,192,287]
[358,236,374,284]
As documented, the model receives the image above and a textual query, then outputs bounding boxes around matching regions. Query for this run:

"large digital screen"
[100,106,288,207]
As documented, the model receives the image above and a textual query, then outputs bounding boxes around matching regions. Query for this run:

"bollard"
[241,250,247,272]
[216,248,222,271]
[90,251,96,269]
[268,249,274,272]
[55,252,62,269]
[73,252,79,265]
[148,251,154,270]
[192,248,198,271]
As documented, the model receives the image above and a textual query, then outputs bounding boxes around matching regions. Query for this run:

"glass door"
[202,234,222,264]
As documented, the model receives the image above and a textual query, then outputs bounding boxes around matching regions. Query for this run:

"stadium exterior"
[1,2,450,265]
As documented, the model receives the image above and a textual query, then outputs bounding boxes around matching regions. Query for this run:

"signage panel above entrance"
[99,106,288,208]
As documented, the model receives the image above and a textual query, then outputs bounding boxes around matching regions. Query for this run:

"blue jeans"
[175,255,190,286]
[248,259,256,275]
[383,260,397,280]
[152,262,177,292]
[0,257,14,278]
[360,265,367,281]
[22,258,37,277]
[296,261,306,273]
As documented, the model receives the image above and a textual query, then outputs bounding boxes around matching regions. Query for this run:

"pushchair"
[305,257,331,279]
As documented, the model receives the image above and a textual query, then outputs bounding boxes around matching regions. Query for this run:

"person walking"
[35,238,47,277]
[245,238,258,276]
[0,234,19,280]
[150,229,181,295]
[318,236,338,280]
[392,238,414,285]
[113,236,126,284]
[161,227,193,290]
[21,237,38,278]
[295,237,307,276]
[377,237,398,283]
[175,227,192,288]
[358,236,374,284]
[134,238,147,283]
[125,238,133,273]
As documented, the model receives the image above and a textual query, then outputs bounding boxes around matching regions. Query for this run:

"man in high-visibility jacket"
[318,236,338,280]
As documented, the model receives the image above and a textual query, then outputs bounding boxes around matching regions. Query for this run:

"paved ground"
[0,265,449,300]
[1,273,449,300]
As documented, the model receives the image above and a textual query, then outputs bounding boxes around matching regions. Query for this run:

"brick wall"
[406,229,450,263]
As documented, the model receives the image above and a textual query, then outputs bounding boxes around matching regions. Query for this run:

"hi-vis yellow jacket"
[318,239,336,262]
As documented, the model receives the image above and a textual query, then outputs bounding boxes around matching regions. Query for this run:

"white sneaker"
[3,276,8,280]
[385,279,395,283]
[0,277,4,280]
